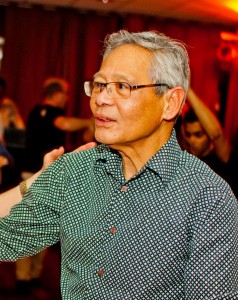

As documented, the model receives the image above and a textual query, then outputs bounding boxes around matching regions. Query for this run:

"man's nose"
[188,135,197,145]
[94,88,114,106]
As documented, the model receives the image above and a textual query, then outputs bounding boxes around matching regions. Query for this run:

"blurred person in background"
[182,86,238,197]
[24,77,94,173]
[0,77,25,189]
[0,77,25,130]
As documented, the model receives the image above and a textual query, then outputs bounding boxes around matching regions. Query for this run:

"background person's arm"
[186,87,231,162]
[54,116,94,132]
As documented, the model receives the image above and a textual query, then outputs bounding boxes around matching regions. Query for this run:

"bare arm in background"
[0,142,97,218]
[54,116,94,132]
[187,87,231,162]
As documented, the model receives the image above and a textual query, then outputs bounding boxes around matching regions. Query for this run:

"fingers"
[46,146,65,160]
[72,142,97,153]
[54,146,65,158]
[42,146,65,170]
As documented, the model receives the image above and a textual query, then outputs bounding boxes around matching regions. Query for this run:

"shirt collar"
[145,129,182,184]
[95,129,182,185]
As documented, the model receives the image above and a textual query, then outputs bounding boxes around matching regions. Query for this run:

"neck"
[43,98,58,107]
[114,131,172,181]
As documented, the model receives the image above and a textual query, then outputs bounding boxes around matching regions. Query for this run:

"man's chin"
[95,136,122,150]
[95,134,114,145]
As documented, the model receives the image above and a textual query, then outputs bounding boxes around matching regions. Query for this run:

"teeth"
[100,117,110,121]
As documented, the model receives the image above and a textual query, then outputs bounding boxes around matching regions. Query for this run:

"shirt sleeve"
[0,154,67,261]
[184,187,238,299]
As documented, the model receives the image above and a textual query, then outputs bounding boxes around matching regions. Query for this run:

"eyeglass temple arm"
[131,83,170,90]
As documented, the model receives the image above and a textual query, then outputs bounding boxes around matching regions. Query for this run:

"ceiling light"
[225,0,238,13]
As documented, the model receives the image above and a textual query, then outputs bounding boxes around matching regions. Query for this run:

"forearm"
[0,164,62,261]
[54,116,91,131]
[187,88,223,140]
[0,143,95,218]
[187,88,231,161]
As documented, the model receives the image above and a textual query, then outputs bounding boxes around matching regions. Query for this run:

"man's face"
[183,121,211,158]
[90,44,167,149]
[55,89,69,109]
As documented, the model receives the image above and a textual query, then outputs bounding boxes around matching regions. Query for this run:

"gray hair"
[102,30,190,98]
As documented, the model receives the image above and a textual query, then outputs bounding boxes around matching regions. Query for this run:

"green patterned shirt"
[0,130,237,299]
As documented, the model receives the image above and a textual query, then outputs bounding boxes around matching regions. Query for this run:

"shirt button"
[121,185,128,192]
[97,269,105,276]
[109,226,117,234]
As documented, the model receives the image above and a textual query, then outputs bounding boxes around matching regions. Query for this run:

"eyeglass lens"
[86,82,131,99]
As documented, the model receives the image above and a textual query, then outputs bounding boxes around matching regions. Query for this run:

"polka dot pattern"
[0,130,237,299]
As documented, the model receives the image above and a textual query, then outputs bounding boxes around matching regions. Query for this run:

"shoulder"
[48,145,103,175]
[177,151,237,224]
[178,150,233,197]
[46,106,65,117]
[30,105,63,117]
[28,105,44,118]
[180,150,223,178]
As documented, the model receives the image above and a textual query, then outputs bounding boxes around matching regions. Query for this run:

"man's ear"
[163,87,185,121]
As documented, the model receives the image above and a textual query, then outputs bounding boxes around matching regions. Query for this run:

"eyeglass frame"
[84,81,171,99]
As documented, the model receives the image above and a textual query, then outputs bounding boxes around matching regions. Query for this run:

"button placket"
[95,179,127,281]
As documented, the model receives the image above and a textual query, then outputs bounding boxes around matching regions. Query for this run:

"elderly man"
[0,30,237,299]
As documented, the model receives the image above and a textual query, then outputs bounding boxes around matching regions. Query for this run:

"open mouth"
[96,114,114,123]
[98,117,111,122]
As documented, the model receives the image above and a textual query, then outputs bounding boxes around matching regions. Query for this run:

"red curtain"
[1,6,118,120]
[0,4,236,148]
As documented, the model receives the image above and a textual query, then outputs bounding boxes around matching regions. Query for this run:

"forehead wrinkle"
[94,45,152,85]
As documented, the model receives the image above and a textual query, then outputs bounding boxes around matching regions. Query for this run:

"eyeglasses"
[84,81,170,99]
